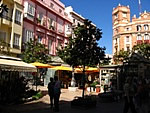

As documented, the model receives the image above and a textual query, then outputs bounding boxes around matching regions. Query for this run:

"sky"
[60,0,150,54]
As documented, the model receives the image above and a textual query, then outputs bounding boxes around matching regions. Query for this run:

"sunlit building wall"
[0,0,24,57]
[22,0,72,56]
[112,4,150,55]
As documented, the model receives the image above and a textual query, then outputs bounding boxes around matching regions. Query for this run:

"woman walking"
[123,77,137,113]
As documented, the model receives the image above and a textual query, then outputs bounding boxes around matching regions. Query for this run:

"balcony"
[144,40,150,44]
[15,20,21,25]
[13,45,20,49]
[137,40,143,45]
[65,30,72,37]
[1,15,12,26]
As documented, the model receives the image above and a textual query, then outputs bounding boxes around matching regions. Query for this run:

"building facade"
[23,0,72,56]
[112,4,150,55]
[65,6,85,27]
[0,0,24,57]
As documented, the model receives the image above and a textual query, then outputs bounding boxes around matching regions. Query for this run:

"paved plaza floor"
[0,86,126,113]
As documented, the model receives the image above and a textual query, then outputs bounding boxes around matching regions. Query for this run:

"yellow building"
[112,4,150,55]
[0,0,23,57]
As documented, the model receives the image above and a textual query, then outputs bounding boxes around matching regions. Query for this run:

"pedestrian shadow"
[0,99,73,113]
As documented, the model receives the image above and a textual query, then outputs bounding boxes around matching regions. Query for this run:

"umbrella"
[51,66,72,71]
[30,62,54,91]
[75,67,99,73]
[30,62,53,68]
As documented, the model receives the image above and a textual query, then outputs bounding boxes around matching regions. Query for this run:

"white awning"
[0,56,37,72]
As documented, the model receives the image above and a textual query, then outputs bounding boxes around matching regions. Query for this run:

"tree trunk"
[82,65,86,98]
[71,67,76,87]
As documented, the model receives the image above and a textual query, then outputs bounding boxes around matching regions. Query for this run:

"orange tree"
[22,39,51,63]
[57,19,105,98]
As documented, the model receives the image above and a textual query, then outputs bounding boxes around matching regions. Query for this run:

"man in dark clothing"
[123,77,137,113]
[48,77,55,109]
[54,76,61,112]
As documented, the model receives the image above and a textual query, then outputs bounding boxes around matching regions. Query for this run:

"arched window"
[144,34,149,40]
[144,24,149,31]
[137,25,141,31]
[137,35,142,40]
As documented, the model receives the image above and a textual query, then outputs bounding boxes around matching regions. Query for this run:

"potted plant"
[90,81,99,92]
[36,17,41,24]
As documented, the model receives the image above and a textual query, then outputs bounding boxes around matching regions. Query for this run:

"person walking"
[48,77,55,109]
[136,79,149,113]
[123,77,137,113]
[54,76,61,112]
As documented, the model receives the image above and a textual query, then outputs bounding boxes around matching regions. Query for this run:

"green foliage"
[113,50,130,64]
[0,40,11,55]
[132,43,150,60]
[57,19,105,68]
[57,19,105,98]
[90,81,99,87]
[0,76,29,104]
[32,91,42,100]
[113,43,150,64]
[0,1,8,17]
[22,39,51,63]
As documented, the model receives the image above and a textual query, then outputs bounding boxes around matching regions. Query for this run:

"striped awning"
[0,58,37,72]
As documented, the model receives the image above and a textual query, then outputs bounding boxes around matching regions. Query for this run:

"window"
[37,13,43,24]
[15,10,22,25]
[73,19,75,23]
[126,27,129,31]
[137,35,142,40]
[38,35,42,43]
[50,3,54,8]
[122,12,127,18]
[115,47,118,53]
[59,9,62,13]
[137,25,141,31]
[2,9,11,21]
[48,18,55,30]
[116,29,118,33]
[0,31,6,41]
[127,46,130,51]
[26,30,34,42]
[48,40,52,54]
[57,41,62,49]
[27,3,35,16]
[58,22,63,33]
[114,13,118,19]
[66,24,71,32]
[13,33,20,49]
[144,34,149,40]
[144,24,149,31]
[126,36,129,42]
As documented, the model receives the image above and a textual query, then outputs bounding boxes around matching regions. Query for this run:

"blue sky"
[61,0,150,54]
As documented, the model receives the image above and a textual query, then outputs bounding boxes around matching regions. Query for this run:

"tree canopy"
[113,43,150,64]
[57,19,105,68]
[22,40,51,63]
[113,50,130,64]
[132,43,150,60]
[57,19,105,98]
[0,1,8,17]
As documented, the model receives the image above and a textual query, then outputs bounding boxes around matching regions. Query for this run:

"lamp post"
[116,67,121,90]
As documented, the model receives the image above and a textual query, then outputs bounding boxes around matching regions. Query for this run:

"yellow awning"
[30,62,53,68]
[75,67,99,73]
[51,66,72,71]
[0,58,37,72]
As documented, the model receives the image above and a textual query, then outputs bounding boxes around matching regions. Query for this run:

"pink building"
[23,0,72,56]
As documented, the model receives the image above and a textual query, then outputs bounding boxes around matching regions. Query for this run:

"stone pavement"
[0,86,125,113]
